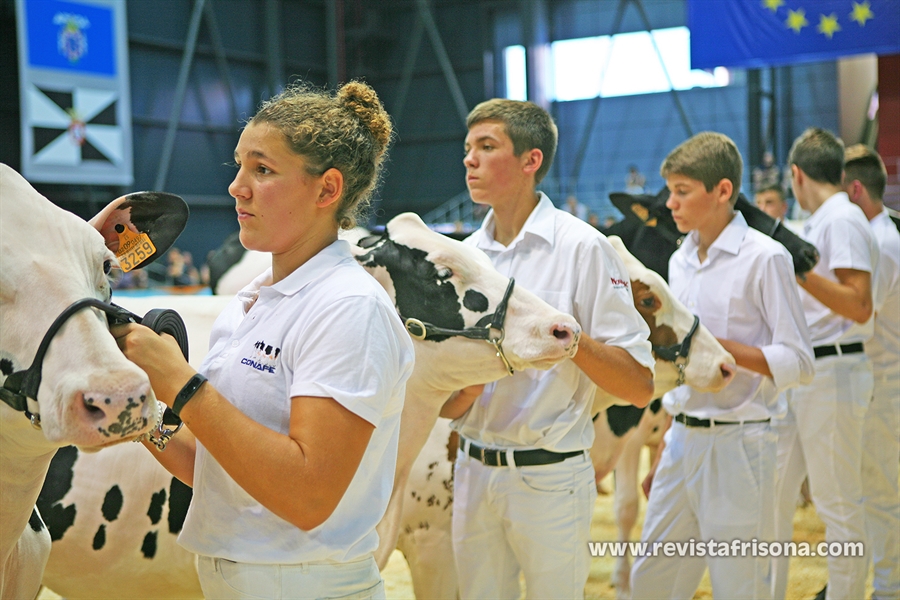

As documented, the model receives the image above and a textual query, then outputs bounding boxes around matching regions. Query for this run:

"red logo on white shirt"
[610,277,629,289]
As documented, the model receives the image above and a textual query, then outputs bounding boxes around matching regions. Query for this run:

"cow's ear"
[89,191,189,270]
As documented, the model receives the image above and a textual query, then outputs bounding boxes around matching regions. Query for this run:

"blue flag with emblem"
[688,0,900,69]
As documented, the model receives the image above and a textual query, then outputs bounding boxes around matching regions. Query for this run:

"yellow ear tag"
[631,203,650,223]
[115,225,156,272]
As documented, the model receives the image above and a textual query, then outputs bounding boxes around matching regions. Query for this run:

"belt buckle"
[480,447,487,464]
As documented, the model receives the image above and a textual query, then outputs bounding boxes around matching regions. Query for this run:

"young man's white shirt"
[456,192,654,451]
[179,240,415,564]
[632,210,812,600]
[452,192,653,598]
[772,191,879,600]
[663,211,815,421]
[860,207,900,600]
[867,208,900,376]
[798,191,879,346]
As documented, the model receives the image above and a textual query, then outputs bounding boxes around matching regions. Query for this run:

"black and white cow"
[37,212,581,599]
[0,164,184,598]
[353,232,738,599]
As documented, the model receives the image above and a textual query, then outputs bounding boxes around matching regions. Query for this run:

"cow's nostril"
[552,327,572,342]
[83,401,103,416]
[720,363,736,382]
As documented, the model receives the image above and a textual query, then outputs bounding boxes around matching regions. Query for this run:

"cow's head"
[0,164,161,448]
[353,213,581,389]
[607,235,736,396]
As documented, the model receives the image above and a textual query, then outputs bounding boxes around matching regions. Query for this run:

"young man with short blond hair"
[630,132,813,600]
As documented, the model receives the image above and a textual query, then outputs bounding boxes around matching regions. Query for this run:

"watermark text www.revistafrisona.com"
[588,539,864,559]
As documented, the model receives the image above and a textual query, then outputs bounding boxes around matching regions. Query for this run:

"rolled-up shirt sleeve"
[760,251,815,391]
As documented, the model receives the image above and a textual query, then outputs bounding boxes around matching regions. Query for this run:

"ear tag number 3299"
[115,224,156,272]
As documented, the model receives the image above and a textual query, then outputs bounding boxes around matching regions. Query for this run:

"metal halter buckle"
[400,277,517,376]
[137,401,183,451]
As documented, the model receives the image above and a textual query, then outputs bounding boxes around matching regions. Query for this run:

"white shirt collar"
[237,240,354,310]
[474,192,557,250]
[680,210,748,265]
[804,191,848,234]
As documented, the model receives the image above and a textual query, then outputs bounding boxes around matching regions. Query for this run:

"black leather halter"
[0,298,187,429]
[402,277,517,376]
[651,314,700,387]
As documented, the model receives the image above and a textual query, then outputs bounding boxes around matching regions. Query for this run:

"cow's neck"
[0,409,57,563]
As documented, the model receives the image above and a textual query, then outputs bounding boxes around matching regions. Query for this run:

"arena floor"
[40,447,873,599]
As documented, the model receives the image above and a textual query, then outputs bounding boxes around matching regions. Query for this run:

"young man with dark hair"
[629,132,813,599]
[441,98,655,598]
[772,128,880,600]
[844,144,900,600]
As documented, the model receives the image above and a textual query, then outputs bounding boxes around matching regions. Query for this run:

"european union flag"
[688,0,900,69]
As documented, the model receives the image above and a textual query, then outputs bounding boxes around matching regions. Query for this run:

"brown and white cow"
[38,212,581,599]
[590,235,736,478]
[0,164,170,598]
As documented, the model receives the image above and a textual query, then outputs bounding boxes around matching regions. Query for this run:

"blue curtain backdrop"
[688,0,900,69]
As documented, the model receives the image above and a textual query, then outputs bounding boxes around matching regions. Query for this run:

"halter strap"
[402,278,516,376]
[652,314,699,363]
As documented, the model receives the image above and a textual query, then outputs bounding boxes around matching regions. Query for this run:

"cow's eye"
[640,296,655,309]
[436,267,453,280]
[103,260,112,275]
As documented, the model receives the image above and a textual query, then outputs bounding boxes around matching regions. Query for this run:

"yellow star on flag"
[849,1,874,26]
[785,8,809,33]
[762,0,784,12]
[817,13,842,38]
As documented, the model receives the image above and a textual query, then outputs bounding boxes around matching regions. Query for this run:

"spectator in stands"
[752,150,782,192]
[754,184,789,222]
[772,127,879,600]
[626,165,646,194]
[166,247,200,287]
[564,194,589,221]
[111,267,148,290]
[843,143,900,600]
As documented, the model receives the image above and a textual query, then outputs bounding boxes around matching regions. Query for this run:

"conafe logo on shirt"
[240,340,281,374]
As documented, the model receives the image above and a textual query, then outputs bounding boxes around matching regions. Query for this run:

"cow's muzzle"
[0,298,188,431]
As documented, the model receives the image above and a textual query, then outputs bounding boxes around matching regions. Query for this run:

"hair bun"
[338,81,392,155]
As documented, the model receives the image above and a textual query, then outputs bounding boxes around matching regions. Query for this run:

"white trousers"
[862,373,900,600]
[196,554,384,600]
[630,421,777,600]
[772,353,872,600]
[451,449,596,599]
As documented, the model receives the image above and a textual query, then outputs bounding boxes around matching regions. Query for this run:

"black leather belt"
[813,342,864,359]
[460,438,584,467]
[675,413,771,428]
